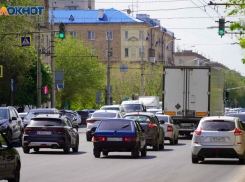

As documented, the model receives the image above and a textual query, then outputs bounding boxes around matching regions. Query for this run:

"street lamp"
[140,25,159,96]
[182,45,195,65]
[106,9,131,105]
[165,38,181,66]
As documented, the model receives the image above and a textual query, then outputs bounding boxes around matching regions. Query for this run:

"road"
[13,127,245,182]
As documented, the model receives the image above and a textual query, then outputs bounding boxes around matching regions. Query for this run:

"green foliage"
[54,34,106,109]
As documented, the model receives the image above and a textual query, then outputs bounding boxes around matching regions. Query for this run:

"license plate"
[37,131,52,135]
[107,137,122,141]
[210,137,225,142]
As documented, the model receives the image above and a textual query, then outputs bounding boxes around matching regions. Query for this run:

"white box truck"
[162,66,224,136]
[139,96,160,109]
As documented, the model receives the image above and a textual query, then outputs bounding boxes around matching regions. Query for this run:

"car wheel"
[64,142,70,154]
[159,136,164,150]
[72,137,79,153]
[94,148,101,158]
[33,148,39,152]
[170,137,175,145]
[102,151,109,156]
[23,147,30,154]
[192,154,198,164]
[141,145,147,157]
[153,137,159,151]
[86,134,92,141]
[8,162,20,182]
[175,137,178,145]
[7,130,12,144]
[132,148,139,158]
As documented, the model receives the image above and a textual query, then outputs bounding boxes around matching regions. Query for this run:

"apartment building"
[49,0,95,10]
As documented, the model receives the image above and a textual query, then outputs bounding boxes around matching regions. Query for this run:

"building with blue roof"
[49,8,175,65]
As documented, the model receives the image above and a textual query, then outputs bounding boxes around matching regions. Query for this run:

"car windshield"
[101,107,119,111]
[29,118,63,126]
[156,116,169,123]
[92,112,117,118]
[226,114,245,122]
[25,111,55,120]
[98,120,132,131]
[0,109,8,119]
[123,104,141,112]
[124,115,151,123]
[201,121,235,131]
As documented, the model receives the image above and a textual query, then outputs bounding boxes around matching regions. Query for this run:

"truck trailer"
[162,66,224,136]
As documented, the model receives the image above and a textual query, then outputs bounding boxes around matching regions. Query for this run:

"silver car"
[156,115,179,145]
[191,116,245,164]
[86,110,123,141]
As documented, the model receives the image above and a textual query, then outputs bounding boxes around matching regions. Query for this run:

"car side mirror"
[160,120,165,124]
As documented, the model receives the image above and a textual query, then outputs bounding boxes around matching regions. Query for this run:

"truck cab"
[121,100,146,113]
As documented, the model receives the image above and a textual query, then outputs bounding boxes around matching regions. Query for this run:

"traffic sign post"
[0,65,2,77]
[20,35,32,46]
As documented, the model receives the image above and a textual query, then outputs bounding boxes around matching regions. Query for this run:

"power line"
[136,5,205,11]
[70,0,190,3]
[202,0,222,17]
[190,0,215,21]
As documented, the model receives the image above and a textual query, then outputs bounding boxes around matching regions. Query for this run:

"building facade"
[49,0,95,10]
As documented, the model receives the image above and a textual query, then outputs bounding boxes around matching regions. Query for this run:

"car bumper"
[191,143,244,158]
[164,131,173,140]
[94,141,138,152]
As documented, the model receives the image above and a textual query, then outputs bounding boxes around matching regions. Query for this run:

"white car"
[86,110,123,141]
[191,116,245,164]
[156,115,179,145]
[100,105,126,116]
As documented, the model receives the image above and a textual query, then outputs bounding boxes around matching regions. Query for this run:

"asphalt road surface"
[12,127,245,182]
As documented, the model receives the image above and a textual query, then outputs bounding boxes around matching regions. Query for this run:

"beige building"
[49,0,95,10]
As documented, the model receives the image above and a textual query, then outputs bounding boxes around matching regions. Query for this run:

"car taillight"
[87,120,100,123]
[167,125,173,132]
[24,128,33,134]
[234,128,243,136]
[79,116,81,118]
[194,128,202,135]
[54,129,66,134]
[94,137,105,141]
[148,122,156,128]
[124,137,137,142]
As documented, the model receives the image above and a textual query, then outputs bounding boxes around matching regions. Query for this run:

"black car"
[22,114,79,154]
[0,130,21,182]
[77,109,96,125]
[0,107,24,144]
[93,119,147,158]
[23,108,59,128]
[59,110,79,131]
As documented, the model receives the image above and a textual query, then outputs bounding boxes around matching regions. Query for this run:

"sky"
[95,0,245,76]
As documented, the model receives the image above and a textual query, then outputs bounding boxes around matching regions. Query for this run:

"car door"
[153,116,163,139]
[9,109,18,140]
[13,108,22,136]
[135,121,145,149]
[66,118,76,146]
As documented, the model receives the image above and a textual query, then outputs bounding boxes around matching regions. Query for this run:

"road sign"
[20,35,32,47]
[11,79,13,91]
[0,65,2,77]
[96,92,101,105]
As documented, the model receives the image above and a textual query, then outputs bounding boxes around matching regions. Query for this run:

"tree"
[54,34,106,109]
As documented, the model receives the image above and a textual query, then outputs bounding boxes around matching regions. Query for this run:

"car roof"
[100,118,134,122]
[201,116,237,122]
[124,112,154,116]
[29,108,57,112]
[94,110,119,113]
[121,100,143,105]
[101,105,121,108]
[156,115,170,117]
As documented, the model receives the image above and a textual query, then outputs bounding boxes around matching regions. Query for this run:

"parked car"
[124,112,164,151]
[100,105,126,116]
[0,130,21,182]
[156,115,179,145]
[22,114,79,154]
[77,109,96,125]
[18,112,27,121]
[65,110,81,125]
[0,107,24,144]
[93,119,147,158]
[23,108,59,128]
[60,110,79,131]
[191,116,245,164]
[86,110,123,141]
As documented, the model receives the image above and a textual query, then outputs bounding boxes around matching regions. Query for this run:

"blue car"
[93,119,147,158]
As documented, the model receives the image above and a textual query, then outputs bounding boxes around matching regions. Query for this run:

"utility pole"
[51,8,55,108]
[37,17,41,108]
[140,31,144,96]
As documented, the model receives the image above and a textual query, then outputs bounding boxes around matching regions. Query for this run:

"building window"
[139,47,145,57]
[106,48,113,57]
[125,48,129,57]
[65,6,77,10]
[194,59,199,66]
[53,7,58,10]
[106,31,113,40]
[125,31,128,40]
[179,60,183,66]
[70,31,76,37]
[88,31,94,40]
[139,31,144,40]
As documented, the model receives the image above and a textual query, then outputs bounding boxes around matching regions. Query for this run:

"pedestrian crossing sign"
[20,35,32,47]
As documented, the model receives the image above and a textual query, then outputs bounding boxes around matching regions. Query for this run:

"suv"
[22,114,79,154]
[23,108,59,128]
[124,112,164,151]
[100,105,126,116]
[86,110,123,141]
[191,116,245,164]
[0,107,24,144]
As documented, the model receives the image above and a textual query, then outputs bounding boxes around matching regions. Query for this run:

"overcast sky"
[95,0,245,75]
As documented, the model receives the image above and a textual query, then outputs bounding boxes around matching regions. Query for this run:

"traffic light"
[218,18,225,37]
[59,22,65,39]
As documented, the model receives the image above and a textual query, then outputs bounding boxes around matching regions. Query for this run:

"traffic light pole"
[37,18,41,108]
[51,9,55,108]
